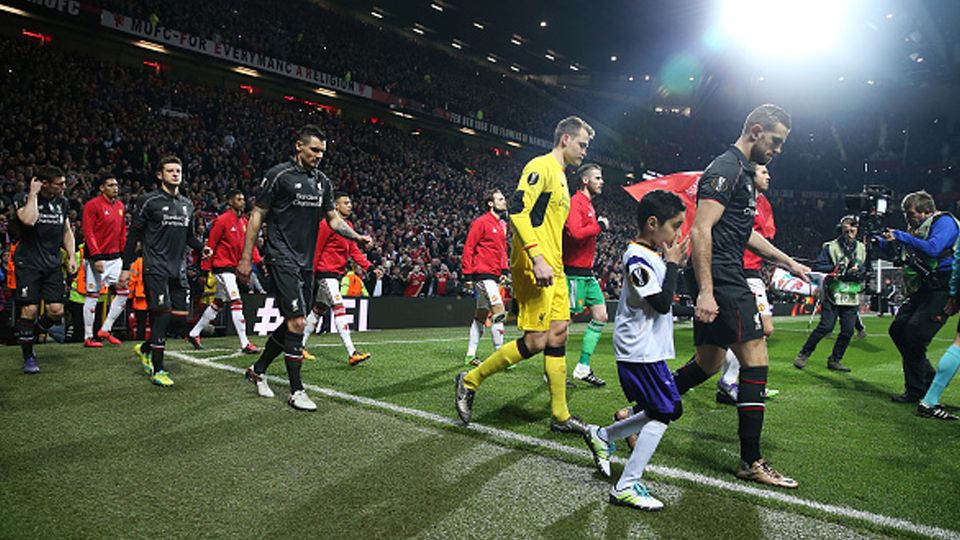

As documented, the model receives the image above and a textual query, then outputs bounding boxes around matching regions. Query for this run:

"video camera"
[844,185,894,239]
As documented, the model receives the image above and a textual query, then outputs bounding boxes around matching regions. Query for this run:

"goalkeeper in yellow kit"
[455,116,594,434]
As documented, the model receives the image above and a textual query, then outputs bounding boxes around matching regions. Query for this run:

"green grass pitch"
[1,315,958,539]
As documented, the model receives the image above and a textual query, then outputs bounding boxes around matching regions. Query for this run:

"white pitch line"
[310,337,466,346]
[165,349,958,540]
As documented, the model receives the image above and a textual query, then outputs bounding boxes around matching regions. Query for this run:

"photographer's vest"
[825,239,867,306]
[902,211,960,296]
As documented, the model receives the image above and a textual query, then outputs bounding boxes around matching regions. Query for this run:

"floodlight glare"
[718,0,852,58]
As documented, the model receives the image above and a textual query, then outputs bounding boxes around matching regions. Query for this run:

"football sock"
[17,317,35,360]
[302,309,320,347]
[169,312,188,338]
[922,344,960,407]
[720,349,740,389]
[466,319,484,357]
[615,419,668,492]
[283,330,305,392]
[464,338,530,390]
[230,301,250,349]
[673,355,711,395]
[101,290,128,332]
[83,295,99,340]
[737,365,767,465]
[190,301,220,338]
[150,310,171,372]
[602,409,650,441]
[255,324,287,374]
[490,321,505,350]
[579,319,605,366]
[333,307,355,355]
[544,347,570,422]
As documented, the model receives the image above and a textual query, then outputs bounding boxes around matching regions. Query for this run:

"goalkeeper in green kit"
[563,163,610,386]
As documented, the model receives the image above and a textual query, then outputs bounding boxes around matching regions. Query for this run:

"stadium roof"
[326,0,960,86]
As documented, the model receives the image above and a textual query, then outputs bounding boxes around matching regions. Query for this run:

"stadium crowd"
[0,29,949,319]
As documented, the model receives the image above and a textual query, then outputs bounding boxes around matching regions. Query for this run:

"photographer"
[879,191,959,403]
[793,216,866,372]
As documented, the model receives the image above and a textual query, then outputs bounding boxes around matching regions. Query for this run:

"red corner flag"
[621,171,701,238]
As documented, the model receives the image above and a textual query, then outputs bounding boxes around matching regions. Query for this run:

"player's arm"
[747,230,810,280]
[326,210,371,248]
[313,219,333,270]
[185,212,206,255]
[238,205,266,281]
[63,217,77,274]
[348,238,373,271]
[690,199,722,293]
[461,220,481,277]
[206,215,224,254]
[15,178,43,226]
[509,164,553,286]
[119,197,148,287]
[82,200,100,256]
[564,198,601,240]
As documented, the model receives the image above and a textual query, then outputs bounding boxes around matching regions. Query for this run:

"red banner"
[621,171,701,237]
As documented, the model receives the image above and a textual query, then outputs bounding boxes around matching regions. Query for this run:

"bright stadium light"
[718,0,853,59]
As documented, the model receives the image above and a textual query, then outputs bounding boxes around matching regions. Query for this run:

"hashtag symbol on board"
[253,297,284,336]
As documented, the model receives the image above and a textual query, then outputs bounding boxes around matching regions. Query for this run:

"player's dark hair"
[297,124,327,143]
[637,190,685,229]
[156,155,182,171]
[334,191,350,200]
[95,174,117,190]
[483,188,501,209]
[576,163,600,183]
[226,189,243,201]
[742,104,791,135]
[553,116,594,147]
[36,165,65,182]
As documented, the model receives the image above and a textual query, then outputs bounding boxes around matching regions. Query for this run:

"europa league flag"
[621,172,701,238]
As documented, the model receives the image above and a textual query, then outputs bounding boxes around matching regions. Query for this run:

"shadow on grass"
[264,433,527,539]
[358,366,456,400]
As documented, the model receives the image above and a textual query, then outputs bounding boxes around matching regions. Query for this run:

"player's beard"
[749,144,772,165]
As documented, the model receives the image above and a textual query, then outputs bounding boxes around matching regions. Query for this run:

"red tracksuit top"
[743,193,776,273]
[562,191,601,275]
[82,194,126,260]
[205,209,260,271]
[461,211,508,280]
[313,217,371,278]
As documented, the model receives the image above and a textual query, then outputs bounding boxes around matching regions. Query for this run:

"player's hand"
[597,216,610,230]
[237,257,252,284]
[93,260,105,273]
[67,256,78,275]
[661,236,689,265]
[883,228,896,242]
[946,297,959,316]
[787,260,812,282]
[695,291,720,323]
[28,177,43,196]
[356,234,373,250]
[117,270,130,290]
[201,246,213,260]
[531,256,554,288]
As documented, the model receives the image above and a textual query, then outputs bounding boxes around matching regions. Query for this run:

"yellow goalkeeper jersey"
[509,153,570,274]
